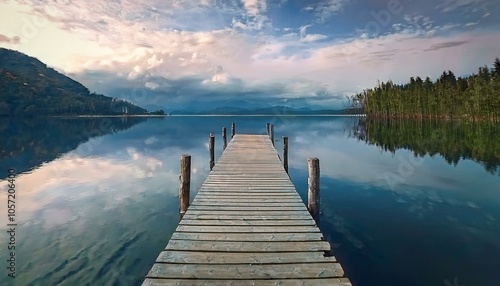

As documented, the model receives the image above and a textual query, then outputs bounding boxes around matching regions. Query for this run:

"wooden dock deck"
[143,134,351,285]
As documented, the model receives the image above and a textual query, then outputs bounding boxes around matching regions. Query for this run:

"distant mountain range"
[171,105,352,115]
[0,48,157,117]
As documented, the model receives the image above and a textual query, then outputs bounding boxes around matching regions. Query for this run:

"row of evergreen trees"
[347,58,500,120]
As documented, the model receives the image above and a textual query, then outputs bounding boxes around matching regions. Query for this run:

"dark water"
[0,116,499,286]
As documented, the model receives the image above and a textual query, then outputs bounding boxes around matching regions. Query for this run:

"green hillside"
[0,48,150,116]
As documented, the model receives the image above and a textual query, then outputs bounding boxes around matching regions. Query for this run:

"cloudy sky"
[1,0,499,111]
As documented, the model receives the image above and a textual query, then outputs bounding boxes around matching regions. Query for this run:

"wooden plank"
[170,232,325,242]
[143,278,352,286]
[176,225,320,233]
[193,199,303,203]
[147,262,345,279]
[194,194,302,199]
[198,188,297,192]
[187,206,306,211]
[191,202,305,207]
[184,210,311,216]
[194,195,302,199]
[181,214,312,220]
[179,219,316,226]
[155,251,335,264]
[165,240,331,252]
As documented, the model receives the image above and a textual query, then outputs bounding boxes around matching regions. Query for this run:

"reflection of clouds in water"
[0,145,199,228]
[331,215,365,249]
[288,127,500,223]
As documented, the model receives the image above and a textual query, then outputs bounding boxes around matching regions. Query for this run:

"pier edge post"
[266,122,270,136]
[222,127,227,150]
[270,124,275,146]
[209,133,215,170]
[179,154,191,219]
[307,157,320,217]
[231,122,235,139]
[283,136,288,174]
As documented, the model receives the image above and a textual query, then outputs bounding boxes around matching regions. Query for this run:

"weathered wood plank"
[184,210,312,217]
[166,240,331,252]
[176,225,320,233]
[192,199,304,203]
[187,206,307,211]
[194,194,302,199]
[191,202,306,207]
[155,251,335,264]
[147,262,345,279]
[179,219,316,226]
[143,278,352,286]
[170,232,325,241]
[181,214,312,220]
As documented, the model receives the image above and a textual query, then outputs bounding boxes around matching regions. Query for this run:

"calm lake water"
[0,116,499,286]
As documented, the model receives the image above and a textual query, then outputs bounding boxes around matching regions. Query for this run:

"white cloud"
[437,0,486,12]
[301,34,328,42]
[306,0,350,22]
[241,0,267,16]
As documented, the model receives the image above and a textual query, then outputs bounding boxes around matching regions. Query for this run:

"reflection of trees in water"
[0,117,148,178]
[350,118,500,175]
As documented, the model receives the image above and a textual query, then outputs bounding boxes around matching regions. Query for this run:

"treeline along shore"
[347,58,500,121]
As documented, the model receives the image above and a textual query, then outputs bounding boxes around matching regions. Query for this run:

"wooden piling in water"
[307,157,320,216]
[231,122,235,139]
[179,154,191,218]
[209,133,215,170]
[270,124,275,146]
[222,127,227,150]
[283,136,288,174]
[266,122,270,136]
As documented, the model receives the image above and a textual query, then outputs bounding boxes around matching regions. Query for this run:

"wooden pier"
[143,132,351,285]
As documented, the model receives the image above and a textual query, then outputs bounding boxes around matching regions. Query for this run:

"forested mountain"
[0,48,151,116]
[348,58,500,120]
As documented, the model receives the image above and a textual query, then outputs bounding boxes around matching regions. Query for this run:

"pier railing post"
[283,136,288,174]
[231,122,235,139]
[222,127,227,150]
[270,124,275,146]
[307,157,320,217]
[179,154,191,219]
[209,133,215,170]
[266,122,270,136]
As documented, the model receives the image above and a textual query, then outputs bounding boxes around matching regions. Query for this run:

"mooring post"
[231,122,235,139]
[307,157,320,217]
[266,122,270,136]
[209,133,215,170]
[179,154,191,219]
[270,124,275,146]
[283,136,288,174]
[222,127,227,150]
